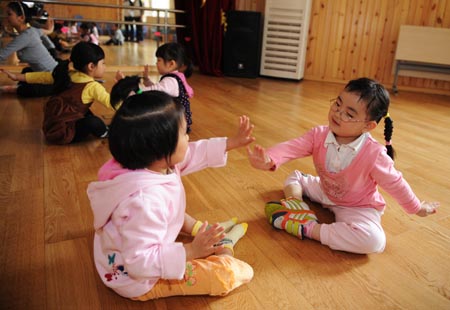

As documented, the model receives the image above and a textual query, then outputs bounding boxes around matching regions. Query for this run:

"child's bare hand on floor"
[416,201,439,217]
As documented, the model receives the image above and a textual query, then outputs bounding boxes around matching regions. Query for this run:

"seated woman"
[0,1,58,97]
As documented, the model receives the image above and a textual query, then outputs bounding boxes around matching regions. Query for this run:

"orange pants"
[132,255,253,300]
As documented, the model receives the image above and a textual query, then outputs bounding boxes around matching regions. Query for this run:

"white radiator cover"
[260,0,312,80]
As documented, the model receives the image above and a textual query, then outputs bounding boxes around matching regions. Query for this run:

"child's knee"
[283,170,304,188]
[353,224,386,254]
[323,222,386,254]
[362,231,386,253]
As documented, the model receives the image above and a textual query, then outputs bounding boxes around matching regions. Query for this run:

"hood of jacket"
[87,159,176,230]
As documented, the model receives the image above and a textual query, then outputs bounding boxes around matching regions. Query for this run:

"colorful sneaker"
[265,197,313,218]
[280,197,311,210]
[265,201,317,239]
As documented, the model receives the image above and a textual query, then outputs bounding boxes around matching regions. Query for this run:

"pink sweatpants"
[285,171,386,254]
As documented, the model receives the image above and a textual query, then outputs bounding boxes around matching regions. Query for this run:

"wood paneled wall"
[4,0,448,94]
[236,0,450,95]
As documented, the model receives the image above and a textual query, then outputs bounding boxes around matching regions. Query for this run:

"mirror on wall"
[0,0,180,69]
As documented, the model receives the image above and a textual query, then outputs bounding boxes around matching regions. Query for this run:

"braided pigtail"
[383,113,395,160]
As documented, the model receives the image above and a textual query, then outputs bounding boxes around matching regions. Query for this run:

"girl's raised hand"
[114,70,125,82]
[185,222,225,260]
[143,64,152,86]
[226,115,255,151]
[247,144,275,171]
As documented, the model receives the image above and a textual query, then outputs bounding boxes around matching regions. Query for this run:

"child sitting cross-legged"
[87,90,255,300]
[2,42,120,144]
[248,77,439,255]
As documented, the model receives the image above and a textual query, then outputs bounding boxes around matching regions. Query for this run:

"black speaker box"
[223,11,262,78]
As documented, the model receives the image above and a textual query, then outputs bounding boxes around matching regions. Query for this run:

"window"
[142,0,173,19]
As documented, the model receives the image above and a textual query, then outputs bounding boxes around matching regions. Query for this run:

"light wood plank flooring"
[0,42,449,310]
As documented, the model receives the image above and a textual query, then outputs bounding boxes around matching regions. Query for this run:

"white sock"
[191,217,238,236]
[220,223,248,253]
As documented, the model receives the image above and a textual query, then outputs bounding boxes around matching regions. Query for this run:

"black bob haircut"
[108,91,185,170]
[70,41,105,72]
[155,42,193,78]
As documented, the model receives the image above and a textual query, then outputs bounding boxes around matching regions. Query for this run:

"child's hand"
[0,69,20,81]
[114,70,125,82]
[247,144,275,170]
[143,64,152,86]
[226,115,255,151]
[185,222,225,260]
[416,201,439,217]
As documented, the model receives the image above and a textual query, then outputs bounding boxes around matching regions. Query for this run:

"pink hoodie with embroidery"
[87,138,227,298]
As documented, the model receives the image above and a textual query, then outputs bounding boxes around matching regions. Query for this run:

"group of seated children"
[50,21,125,49]
[52,21,125,47]
[0,0,126,98]
[79,22,99,45]
[0,34,440,302]
[48,22,74,54]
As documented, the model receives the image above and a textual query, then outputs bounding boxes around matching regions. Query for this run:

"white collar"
[324,131,368,152]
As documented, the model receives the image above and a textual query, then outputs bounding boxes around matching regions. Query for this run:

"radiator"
[260,0,312,80]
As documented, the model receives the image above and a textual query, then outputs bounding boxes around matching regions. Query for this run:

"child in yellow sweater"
[1,42,122,144]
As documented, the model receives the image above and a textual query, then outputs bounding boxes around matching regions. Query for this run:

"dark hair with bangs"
[70,41,105,72]
[156,42,193,78]
[108,91,185,170]
[8,2,31,23]
[52,42,105,93]
[344,77,395,159]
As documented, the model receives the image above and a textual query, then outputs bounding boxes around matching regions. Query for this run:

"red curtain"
[175,0,235,76]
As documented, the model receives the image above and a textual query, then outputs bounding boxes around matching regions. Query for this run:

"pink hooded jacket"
[87,138,227,298]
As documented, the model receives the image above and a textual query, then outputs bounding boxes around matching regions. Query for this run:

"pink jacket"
[267,126,421,214]
[87,138,228,298]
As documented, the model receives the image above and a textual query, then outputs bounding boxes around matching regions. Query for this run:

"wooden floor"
[1,40,450,310]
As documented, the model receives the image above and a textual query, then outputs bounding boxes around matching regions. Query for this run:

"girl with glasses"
[247,77,439,254]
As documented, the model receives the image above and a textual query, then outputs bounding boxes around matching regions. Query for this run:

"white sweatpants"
[285,171,386,254]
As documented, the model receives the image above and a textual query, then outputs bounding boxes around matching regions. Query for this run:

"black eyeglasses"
[329,98,367,123]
